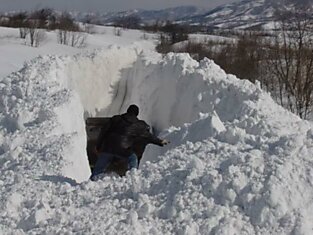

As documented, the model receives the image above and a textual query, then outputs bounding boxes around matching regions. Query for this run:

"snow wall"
[1,46,313,234]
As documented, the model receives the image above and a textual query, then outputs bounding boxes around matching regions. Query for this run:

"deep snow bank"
[1,46,313,234]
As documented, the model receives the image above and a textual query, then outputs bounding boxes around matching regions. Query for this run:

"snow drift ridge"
[1,46,313,234]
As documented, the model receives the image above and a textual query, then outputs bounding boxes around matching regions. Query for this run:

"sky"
[0,0,239,12]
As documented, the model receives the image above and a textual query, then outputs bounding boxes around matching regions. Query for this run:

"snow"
[188,0,280,30]
[1,25,313,234]
[262,21,277,30]
[189,34,236,45]
[0,26,155,79]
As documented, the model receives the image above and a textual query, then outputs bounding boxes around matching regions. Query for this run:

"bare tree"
[56,12,77,45]
[162,22,189,45]
[113,27,122,36]
[30,8,55,29]
[83,23,95,34]
[56,12,87,48]
[69,31,87,48]
[265,8,313,118]
[6,12,29,38]
[33,29,46,47]
[16,13,28,38]
[141,32,149,40]
[27,19,41,47]
[19,27,28,39]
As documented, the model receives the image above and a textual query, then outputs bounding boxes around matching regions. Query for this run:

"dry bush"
[33,29,46,47]
[26,20,46,47]
[19,27,28,39]
[264,9,313,118]
[113,27,122,37]
[57,30,87,47]
[141,33,149,40]
[69,31,87,48]
[56,12,87,48]
[84,23,95,34]
[29,8,56,29]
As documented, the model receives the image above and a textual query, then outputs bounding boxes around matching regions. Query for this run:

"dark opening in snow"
[85,117,129,176]
[85,117,152,176]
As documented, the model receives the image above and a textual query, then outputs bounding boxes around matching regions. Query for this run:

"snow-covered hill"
[180,0,276,29]
[71,0,313,30]
[73,6,207,25]
[1,41,313,234]
[73,0,313,30]
[181,0,312,29]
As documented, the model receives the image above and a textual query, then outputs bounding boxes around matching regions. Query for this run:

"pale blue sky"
[0,0,240,12]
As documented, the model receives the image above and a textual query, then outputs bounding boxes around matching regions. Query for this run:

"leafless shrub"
[84,23,95,34]
[141,33,149,40]
[57,30,87,47]
[56,12,87,48]
[19,27,28,39]
[26,19,47,47]
[4,12,29,39]
[69,31,87,48]
[113,27,122,36]
[33,29,46,47]
[29,8,55,29]
[155,34,173,53]
[162,22,189,45]
[155,23,190,55]
[264,8,313,118]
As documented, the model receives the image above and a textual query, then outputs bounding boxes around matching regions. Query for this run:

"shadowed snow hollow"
[1,46,313,234]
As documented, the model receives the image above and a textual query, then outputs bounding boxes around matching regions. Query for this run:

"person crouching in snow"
[90,104,169,180]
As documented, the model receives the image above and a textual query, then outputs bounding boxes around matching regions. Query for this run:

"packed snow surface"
[0,26,155,79]
[1,44,313,235]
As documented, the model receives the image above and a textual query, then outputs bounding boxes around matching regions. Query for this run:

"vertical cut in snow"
[0,55,91,183]
[64,46,139,116]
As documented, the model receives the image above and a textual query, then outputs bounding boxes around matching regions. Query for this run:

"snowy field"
[0,26,155,79]
[1,26,313,234]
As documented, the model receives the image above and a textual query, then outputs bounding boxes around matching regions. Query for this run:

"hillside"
[181,0,280,29]
[74,0,312,30]
[72,6,207,25]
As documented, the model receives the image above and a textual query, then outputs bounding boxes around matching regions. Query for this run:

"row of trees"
[156,9,313,119]
[0,9,87,47]
[265,10,313,118]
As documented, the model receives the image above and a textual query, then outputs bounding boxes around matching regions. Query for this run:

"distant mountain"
[180,0,313,29]
[67,0,313,29]
[2,0,312,30]
[72,6,208,25]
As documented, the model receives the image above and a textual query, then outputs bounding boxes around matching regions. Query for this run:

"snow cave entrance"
[85,117,130,176]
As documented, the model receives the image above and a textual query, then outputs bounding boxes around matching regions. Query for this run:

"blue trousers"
[90,152,138,180]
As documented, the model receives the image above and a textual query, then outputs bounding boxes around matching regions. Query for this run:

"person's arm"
[137,122,169,146]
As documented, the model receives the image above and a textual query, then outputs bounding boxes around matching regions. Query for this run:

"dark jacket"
[96,113,163,157]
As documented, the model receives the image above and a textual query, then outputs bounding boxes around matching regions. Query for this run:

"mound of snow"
[1,46,313,234]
